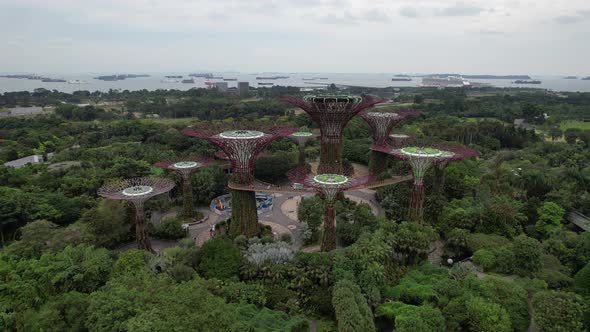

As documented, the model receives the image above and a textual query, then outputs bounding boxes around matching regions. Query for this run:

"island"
[564,76,579,79]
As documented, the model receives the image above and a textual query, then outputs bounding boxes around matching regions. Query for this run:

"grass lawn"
[560,120,590,131]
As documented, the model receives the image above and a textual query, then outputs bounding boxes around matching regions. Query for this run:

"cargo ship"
[68,80,89,84]
[223,78,237,81]
[582,77,590,81]
[165,75,183,79]
[258,82,274,86]
[256,75,289,80]
[182,79,195,84]
[391,77,412,81]
[564,76,578,79]
[513,80,541,84]
[189,73,213,78]
[41,78,66,82]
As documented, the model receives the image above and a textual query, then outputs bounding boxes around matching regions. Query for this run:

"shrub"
[375,302,444,332]
[473,249,496,271]
[573,261,590,294]
[280,233,292,244]
[466,233,510,252]
[539,269,573,289]
[198,238,242,279]
[246,241,294,266]
[156,219,186,239]
[298,222,313,244]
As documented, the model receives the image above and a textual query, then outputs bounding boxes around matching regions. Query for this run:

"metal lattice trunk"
[288,168,374,251]
[97,177,175,252]
[279,95,387,174]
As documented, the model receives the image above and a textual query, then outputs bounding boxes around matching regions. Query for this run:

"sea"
[1,73,590,93]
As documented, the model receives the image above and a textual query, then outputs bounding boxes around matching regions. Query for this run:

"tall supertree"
[98,177,175,253]
[372,142,477,222]
[358,110,421,174]
[279,95,387,174]
[287,131,319,171]
[389,133,417,148]
[183,122,296,237]
[288,168,373,251]
[154,156,214,219]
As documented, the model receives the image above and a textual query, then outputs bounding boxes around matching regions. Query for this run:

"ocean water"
[1,72,589,93]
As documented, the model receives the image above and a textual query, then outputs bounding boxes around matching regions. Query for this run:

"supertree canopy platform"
[279,95,387,174]
[359,110,421,174]
[288,167,373,251]
[389,133,417,148]
[288,131,319,170]
[372,142,477,222]
[154,156,214,220]
[183,122,296,238]
[98,177,175,253]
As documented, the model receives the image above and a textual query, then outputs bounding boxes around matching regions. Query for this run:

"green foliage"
[574,261,590,295]
[198,237,242,280]
[155,218,186,239]
[22,291,89,332]
[532,291,587,332]
[332,279,376,332]
[464,297,512,332]
[80,199,131,247]
[375,301,444,332]
[112,250,148,276]
[535,201,565,235]
[387,263,448,305]
[466,233,511,252]
[512,235,542,277]
[444,228,470,259]
[473,249,496,271]
[254,152,297,184]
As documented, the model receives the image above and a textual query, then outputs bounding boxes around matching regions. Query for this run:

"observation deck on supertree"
[287,131,319,171]
[288,167,373,251]
[154,156,214,220]
[372,142,477,222]
[182,122,296,237]
[98,177,175,253]
[279,95,387,174]
[358,110,421,174]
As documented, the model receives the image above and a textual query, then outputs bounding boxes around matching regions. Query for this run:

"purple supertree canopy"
[287,167,373,203]
[98,177,175,205]
[359,109,421,146]
[278,95,388,143]
[389,132,417,148]
[154,156,214,176]
[182,122,297,183]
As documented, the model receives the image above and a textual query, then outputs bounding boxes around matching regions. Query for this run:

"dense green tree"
[332,279,376,332]
[23,291,89,332]
[535,201,565,235]
[532,291,587,332]
[80,199,131,247]
[512,235,542,277]
[198,237,242,280]
[375,301,444,332]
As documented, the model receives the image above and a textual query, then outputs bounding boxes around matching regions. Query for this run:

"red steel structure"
[183,122,296,237]
[154,156,214,219]
[288,167,373,251]
[358,110,421,174]
[98,177,175,253]
[279,95,387,174]
[372,141,477,222]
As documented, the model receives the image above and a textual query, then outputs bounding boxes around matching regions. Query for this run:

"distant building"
[0,106,45,117]
[238,82,249,98]
[3,153,54,168]
[514,118,534,131]
[216,82,228,92]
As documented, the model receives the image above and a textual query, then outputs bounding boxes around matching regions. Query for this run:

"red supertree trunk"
[134,205,154,253]
[182,174,194,219]
[408,180,425,223]
[321,203,337,251]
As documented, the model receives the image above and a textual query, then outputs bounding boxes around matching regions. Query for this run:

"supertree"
[372,142,477,222]
[358,110,421,174]
[154,156,214,219]
[287,131,319,171]
[389,133,417,148]
[279,95,387,174]
[288,167,373,251]
[183,122,296,237]
[98,177,175,253]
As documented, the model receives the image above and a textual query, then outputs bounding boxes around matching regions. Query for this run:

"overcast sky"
[1,0,589,75]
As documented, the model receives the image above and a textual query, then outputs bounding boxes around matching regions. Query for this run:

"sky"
[1,0,589,75]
